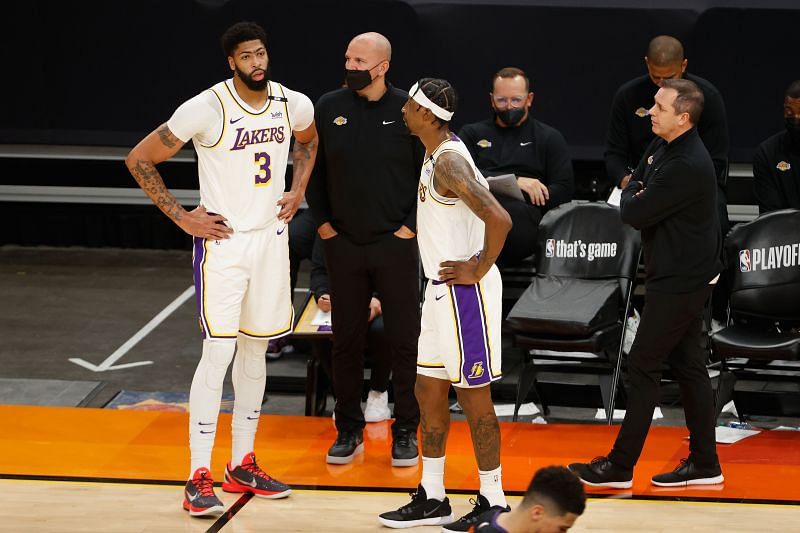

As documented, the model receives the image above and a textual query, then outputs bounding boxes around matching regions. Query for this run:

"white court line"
[69,286,195,372]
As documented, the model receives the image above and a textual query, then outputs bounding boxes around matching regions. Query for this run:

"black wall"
[2,0,798,161]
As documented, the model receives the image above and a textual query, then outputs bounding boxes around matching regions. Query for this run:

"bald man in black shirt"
[754,80,800,214]
[605,35,730,234]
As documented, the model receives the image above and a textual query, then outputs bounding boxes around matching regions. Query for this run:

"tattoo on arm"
[129,159,183,221]
[469,413,501,470]
[292,138,317,180]
[156,124,178,149]
[434,153,495,221]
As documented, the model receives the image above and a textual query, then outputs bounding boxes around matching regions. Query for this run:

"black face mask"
[345,68,373,91]
[785,117,800,148]
[495,107,525,126]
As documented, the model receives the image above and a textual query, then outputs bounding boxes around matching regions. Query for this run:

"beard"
[236,65,269,91]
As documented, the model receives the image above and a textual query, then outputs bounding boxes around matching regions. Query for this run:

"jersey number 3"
[254,152,272,186]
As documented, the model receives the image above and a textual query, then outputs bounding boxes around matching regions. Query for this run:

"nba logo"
[546,239,555,257]
[739,249,751,272]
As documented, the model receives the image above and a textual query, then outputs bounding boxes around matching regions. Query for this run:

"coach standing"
[305,32,423,466]
[570,79,724,488]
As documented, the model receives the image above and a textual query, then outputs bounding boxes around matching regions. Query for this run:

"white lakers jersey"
[417,134,489,280]
[168,79,313,232]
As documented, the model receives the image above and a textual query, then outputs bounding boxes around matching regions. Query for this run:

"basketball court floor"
[2,246,800,531]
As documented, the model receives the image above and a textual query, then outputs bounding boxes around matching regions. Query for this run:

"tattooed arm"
[277,122,318,223]
[433,151,512,285]
[125,123,231,239]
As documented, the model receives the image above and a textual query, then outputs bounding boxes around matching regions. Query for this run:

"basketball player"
[378,79,513,531]
[125,21,317,517]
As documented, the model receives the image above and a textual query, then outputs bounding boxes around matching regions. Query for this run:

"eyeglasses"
[492,95,526,107]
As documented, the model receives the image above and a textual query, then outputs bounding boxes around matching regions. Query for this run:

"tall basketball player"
[125,21,317,517]
[379,79,512,532]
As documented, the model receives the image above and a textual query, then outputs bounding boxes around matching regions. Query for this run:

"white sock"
[421,455,446,501]
[230,335,268,467]
[479,466,507,508]
[189,339,235,476]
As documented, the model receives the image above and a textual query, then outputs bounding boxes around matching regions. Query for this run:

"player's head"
[644,35,687,87]
[402,78,458,135]
[491,67,534,127]
[344,32,391,92]
[221,21,269,91]
[515,466,586,533]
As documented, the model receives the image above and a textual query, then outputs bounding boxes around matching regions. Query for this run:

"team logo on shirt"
[635,107,648,118]
[230,126,285,151]
[333,116,348,126]
[777,161,791,172]
[738,244,800,272]
[418,181,427,202]
[467,362,485,379]
[476,139,492,148]
[647,155,654,165]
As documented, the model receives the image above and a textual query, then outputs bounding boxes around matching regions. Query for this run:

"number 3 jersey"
[168,79,313,232]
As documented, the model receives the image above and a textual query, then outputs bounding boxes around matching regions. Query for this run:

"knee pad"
[236,337,268,380]
[201,339,235,390]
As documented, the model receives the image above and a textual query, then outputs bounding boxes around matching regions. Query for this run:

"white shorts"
[192,222,293,340]
[417,265,502,388]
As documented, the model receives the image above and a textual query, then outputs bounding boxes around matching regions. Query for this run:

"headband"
[409,81,454,121]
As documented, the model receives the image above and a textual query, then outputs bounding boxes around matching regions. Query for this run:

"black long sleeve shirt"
[753,130,800,214]
[305,84,424,245]
[458,116,574,210]
[605,73,729,188]
[621,127,722,293]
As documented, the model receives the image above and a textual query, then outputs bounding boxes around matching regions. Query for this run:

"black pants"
[289,209,318,293]
[608,285,719,469]
[493,193,542,268]
[323,233,420,436]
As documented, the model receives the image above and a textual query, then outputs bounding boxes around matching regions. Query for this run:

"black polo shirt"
[306,83,423,245]
[753,130,800,214]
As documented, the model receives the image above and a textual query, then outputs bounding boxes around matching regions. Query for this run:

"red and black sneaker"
[222,452,291,499]
[182,467,225,517]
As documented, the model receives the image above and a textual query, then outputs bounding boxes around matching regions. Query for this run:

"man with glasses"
[459,67,574,267]
[305,32,423,467]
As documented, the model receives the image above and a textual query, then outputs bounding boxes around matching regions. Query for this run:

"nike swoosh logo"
[435,294,445,301]
[246,416,259,420]
[200,430,215,434]
[277,226,286,235]
[382,120,395,125]
[186,491,200,502]
[234,475,258,488]
[198,422,214,425]
[230,116,244,124]
[520,141,533,146]
[422,504,442,517]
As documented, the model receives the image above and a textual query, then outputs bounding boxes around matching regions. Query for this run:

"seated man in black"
[459,67,574,267]
[753,79,800,214]
[605,35,730,234]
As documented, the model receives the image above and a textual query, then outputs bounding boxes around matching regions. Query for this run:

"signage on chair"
[545,238,618,261]
[739,243,800,272]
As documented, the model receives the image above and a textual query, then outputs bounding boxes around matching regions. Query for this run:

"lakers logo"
[477,139,492,148]
[635,107,648,118]
[333,116,348,126]
[777,161,791,172]
[418,182,427,202]
[468,361,485,379]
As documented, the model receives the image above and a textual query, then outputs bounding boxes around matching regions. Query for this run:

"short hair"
[221,21,267,58]
[786,80,800,99]
[661,78,705,125]
[521,466,586,516]
[492,67,530,92]
[417,78,458,125]
[647,35,685,66]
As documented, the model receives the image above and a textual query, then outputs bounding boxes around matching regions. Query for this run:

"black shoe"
[378,484,454,528]
[568,456,633,489]
[326,430,364,464]
[441,494,510,532]
[651,458,724,487]
[391,429,419,467]
[182,467,225,517]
